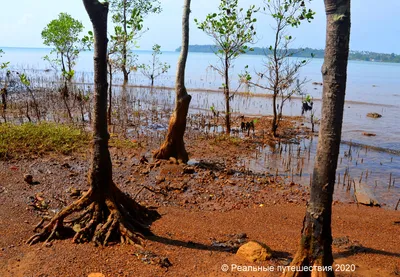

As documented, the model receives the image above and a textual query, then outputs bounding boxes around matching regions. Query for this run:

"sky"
[0,0,399,54]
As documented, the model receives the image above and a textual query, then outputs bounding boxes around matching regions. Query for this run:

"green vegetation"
[241,0,314,137]
[0,123,142,159]
[176,45,400,63]
[42,13,86,81]
[0,123,90,159]
[0,49,10,69]
[211,134,242,146]
[109,0,162,83]
[139,44,170,86]
[195,0,258,134]
[109,134,141,149]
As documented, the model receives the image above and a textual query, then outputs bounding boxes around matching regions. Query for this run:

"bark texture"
[27,0,158,247]
[107,57,113,126]
[283,1,351,276]
[153,0,192,162]
[224,57,231,134]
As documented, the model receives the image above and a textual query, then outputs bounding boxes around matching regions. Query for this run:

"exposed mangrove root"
[282,250,334,277]
[27,182,159,246]
[153,141,189,163]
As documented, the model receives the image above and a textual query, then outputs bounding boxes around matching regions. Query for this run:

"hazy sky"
[0,0,399,53]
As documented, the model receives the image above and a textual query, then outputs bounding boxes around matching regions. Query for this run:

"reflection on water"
[242,138,400,209]
[109,85,399,209]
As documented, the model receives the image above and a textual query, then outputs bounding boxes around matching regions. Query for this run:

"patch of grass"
[109,134,140,149]
[211,134,242,146]
[0,123,90,159]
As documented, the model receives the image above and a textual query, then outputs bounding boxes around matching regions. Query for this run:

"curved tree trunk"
[153,0,192,163]
[27,0,158,247]
[283,1,351,276]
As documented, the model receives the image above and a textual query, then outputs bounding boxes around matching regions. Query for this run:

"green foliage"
[238,0,314,136]
[82,31,94,50]
[303,94,312,104]
[195,0,258,132]
[0,49,10,70]
[18,73,31,87]
[240,0,314,91]
[0,123,90,159]
[109,135,140,149]
[195,0,257,60]
[138,44,170,85]
[41,13,85,81]
[212,134,242,146]
[0,121,143,159]
[108,0,162,78]
[266,0,315,27]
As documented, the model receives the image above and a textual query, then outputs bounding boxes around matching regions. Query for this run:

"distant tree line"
[176,44,400,63]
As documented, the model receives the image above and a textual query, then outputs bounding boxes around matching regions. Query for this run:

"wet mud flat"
[1,79,399,209]
[0,133,399,277]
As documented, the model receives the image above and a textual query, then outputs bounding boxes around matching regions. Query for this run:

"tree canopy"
[41,13,85,80]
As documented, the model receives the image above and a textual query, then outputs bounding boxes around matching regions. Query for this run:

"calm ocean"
[1,47,399,151]
[1,47,399,208]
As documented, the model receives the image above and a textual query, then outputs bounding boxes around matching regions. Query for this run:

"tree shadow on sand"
[334,246,400,259]
[148,234,292,259]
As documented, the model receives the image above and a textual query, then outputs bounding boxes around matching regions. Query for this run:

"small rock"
[181,199,189,205]
[355,183,380,206]
[366,112,382,118]
[183,167,195,174]
[226,169,235,175]
[61,163,71,168]
[140,169,150,175]
[70,188,81,198]
[156,176,165,184]
[167,182,188,193]
[333,236,350,247]
[88,274,105,277]
[169,157,178,164]
[140,156,149,164]
[177,159,185,165]
[236,241,273,262]
[24,174,33,185]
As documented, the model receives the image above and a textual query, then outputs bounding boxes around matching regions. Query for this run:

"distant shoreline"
[176,45,400,64]
[3,46,400,64]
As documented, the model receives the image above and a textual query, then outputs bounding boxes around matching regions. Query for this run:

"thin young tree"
[284,1,351,276]
[42,13,86,120]
[153,0,192,163]
[27,0,158,246]
[109,0,161,84]
[195,0,257,134]
[42,13,84,86]
[139,44,170,87]
[0,49,10,122]
[242,0,314,137]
